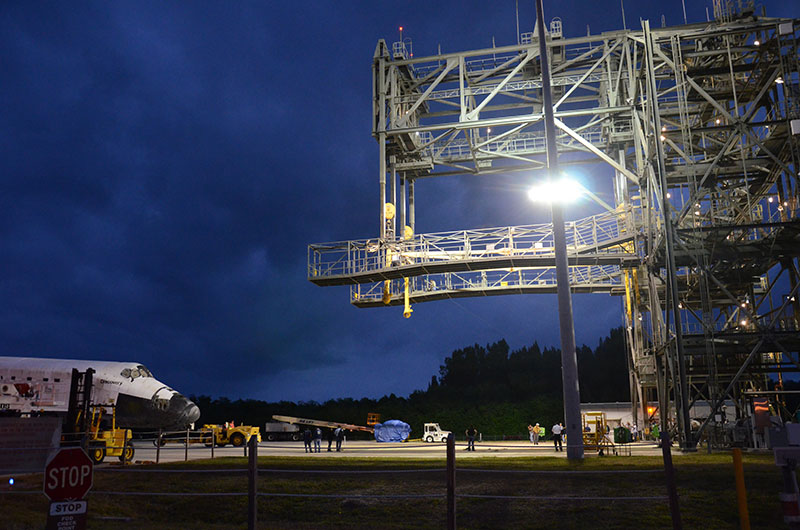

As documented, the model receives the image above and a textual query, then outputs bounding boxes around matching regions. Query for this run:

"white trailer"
[263,421,301,441]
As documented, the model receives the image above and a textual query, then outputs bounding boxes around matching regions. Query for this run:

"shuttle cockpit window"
[120,365,154,381]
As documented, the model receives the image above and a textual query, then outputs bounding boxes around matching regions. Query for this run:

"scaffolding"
[308,6,800,449]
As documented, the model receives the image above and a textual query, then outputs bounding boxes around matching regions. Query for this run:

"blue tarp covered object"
[373,420,411,442]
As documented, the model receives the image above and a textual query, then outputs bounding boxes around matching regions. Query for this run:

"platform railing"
[350,264,624,305]
[309,210,635,285]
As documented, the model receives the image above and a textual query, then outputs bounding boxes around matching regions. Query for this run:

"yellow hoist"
[382,202,414,318]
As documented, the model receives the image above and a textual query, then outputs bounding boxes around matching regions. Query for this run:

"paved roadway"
[126,439,670,464]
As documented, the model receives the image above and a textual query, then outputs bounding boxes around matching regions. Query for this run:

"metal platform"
[349,264,625,307]
[309,210,636,287]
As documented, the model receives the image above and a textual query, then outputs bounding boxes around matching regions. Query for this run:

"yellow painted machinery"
[76,405,134,464]
[581,411,614,455]
[203,424,261,447]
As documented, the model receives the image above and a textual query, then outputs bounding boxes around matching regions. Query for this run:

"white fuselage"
[0,357,200,429]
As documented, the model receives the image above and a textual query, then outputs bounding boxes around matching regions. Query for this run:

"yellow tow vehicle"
[203,424,261,447]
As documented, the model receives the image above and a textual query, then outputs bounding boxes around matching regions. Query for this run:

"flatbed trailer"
[272,415,373,433]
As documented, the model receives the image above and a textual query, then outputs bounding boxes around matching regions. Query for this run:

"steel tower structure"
[309,4,800,449]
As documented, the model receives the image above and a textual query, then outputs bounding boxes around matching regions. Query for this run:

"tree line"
[191,327,630,439]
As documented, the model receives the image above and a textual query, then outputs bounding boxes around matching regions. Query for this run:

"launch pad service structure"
[309,1,800,451]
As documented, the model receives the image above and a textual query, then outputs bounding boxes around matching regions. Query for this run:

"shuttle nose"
[169,394,201,428]
[184,402,201,425]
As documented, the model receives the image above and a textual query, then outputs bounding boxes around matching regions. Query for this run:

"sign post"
[43,447,93,530]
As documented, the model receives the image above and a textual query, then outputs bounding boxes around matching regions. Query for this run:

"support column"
[536,0,583,460]
[379,135,387,239]
[399,172,406,238]
[409,178,415,233]
[644,19,693,450]
[390,156,397,237]
[377,49,387,240]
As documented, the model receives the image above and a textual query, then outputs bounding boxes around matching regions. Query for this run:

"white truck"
[263,421,302,441]
[422,422,451,442]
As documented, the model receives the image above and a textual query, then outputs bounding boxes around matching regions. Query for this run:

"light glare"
[528,178,584,204]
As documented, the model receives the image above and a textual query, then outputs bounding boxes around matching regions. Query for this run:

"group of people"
[528,421,565,451]
[624,422,640,441]
[303,426,345,453]
[527,423,542,444]
[621,421,667,442]
[221,420,236,438]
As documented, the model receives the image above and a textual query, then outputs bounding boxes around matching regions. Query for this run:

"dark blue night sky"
[1,1,795,402]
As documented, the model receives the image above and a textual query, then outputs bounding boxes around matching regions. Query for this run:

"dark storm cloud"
[0,2,359,384]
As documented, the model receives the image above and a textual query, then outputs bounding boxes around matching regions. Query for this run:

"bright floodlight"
[528,178,584,204]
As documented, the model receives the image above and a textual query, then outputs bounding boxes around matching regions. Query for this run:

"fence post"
[732,448,751,530]
[248,435,258,530]
[779,459,800,529]
[661,431,682,530]
[156,428,161,464]
[447,434,456,530]
[185,428,189,462]
[211,429,215,459]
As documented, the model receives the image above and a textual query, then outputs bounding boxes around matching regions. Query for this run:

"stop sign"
[43,448,94,501]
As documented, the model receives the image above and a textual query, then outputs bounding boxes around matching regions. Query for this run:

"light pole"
[535,0,584,460]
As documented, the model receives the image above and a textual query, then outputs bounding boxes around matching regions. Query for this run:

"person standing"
[327,428,335,452]
[465,426,477,451]
[303,427,312,453]
[528,424,535,443]
[313,427,322,453]
[532,423,541,445]
[335,426,344,452]
[551,422,563,452]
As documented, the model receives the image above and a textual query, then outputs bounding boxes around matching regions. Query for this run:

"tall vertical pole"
[535,0,583,460]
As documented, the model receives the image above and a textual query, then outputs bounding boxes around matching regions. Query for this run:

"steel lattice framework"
[309,5,800,449]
